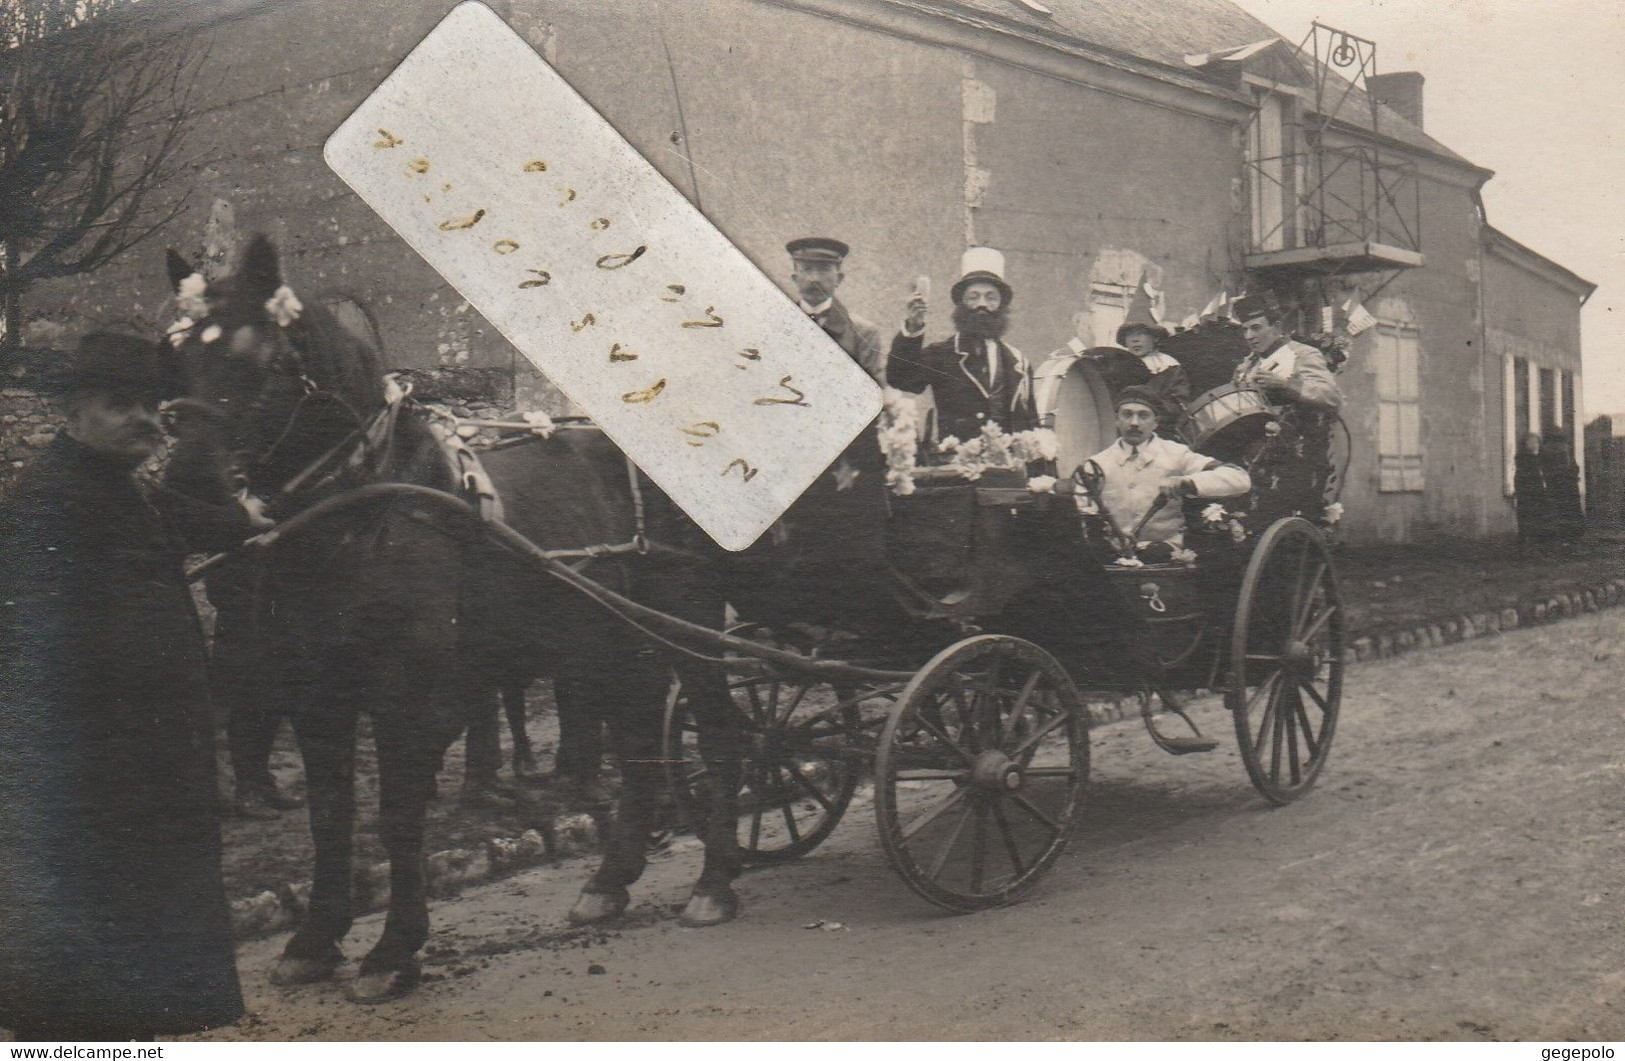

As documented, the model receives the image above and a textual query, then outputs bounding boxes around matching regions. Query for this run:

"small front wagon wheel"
[875,635,1088,912]
[1227,517,1344,804]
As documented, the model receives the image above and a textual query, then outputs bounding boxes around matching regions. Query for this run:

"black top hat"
[1116,321,1171,347]
[785,236,850,263]
[43,332,185,401]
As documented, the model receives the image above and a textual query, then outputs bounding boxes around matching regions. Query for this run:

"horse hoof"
[348,963,422,1005]
[678,888,739,928]
[270,947,343,986]
[567,886,629,925]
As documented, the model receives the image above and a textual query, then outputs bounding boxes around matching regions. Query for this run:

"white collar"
[800,298,833,316]
[1114,434,1159,459]
[1138,351,1180,373]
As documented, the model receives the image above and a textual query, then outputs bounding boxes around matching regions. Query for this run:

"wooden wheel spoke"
[900,785,971,845]
[992,801,1026,879]
[1290,539,1313,617]
[1269,684,1287,782]
[1021,765,1076,780]
[915,710,978,767]
[1008,792,1063,837]
[785,764,837,814]
[968,803,989,893]
[1299,678,1331,713]
[748,799,764,851]
[1010,709,1068,759]
[779,775,803,842]
[924,802,974,882]
[776,682,812,725]
[1003,670,1044,744]
[1284,686,1302,785]
[1294,562,1326,632]
[1299,602,1337,644]
[1291,690,1322,760]
[1245,671,1282,716]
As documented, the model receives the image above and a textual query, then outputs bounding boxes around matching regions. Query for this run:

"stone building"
[2,0,1596,546]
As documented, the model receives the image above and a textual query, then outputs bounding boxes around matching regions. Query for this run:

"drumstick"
[1129,494,1170,543]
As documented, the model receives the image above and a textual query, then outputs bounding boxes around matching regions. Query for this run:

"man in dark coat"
[888,246,1037,446]
[740,238,890,621]
[0,334,247,1041]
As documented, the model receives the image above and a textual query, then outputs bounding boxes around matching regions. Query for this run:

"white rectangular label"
[324,2,882,551]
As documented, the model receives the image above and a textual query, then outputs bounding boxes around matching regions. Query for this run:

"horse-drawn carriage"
[169,241,1345,996]
[649,345,1344,912]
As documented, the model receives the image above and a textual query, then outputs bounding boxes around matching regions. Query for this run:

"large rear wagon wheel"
[662,633,863,863]
[1226,517,1344,804]
[875,635,1088,912]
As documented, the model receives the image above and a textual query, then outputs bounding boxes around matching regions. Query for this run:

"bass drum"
[1187,383,1276,463]
[1034,353,1117,479]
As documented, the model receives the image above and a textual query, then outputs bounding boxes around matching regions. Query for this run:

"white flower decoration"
[264,284,304,327]
[166,316,195,349]
[1072,494,1098,516]
[201,324,223,344]
[521,410,557,438]
[176,273,208,319]
[1324,501,1344,525]
[1027,475,1057,494]
[1112,556,1145,568]
[1229,519,1248,543]
[936,435,961,453]
[1171,547,1198,565]
[1201,502,1227,524]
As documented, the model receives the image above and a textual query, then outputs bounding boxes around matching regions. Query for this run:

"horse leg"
[678,661,745,927]
[350,712,456,1003]
[272,703,356,984]
[552,670,607,797]
[460,688,514,806]
[502,680,538,778]
[567,656,665,924]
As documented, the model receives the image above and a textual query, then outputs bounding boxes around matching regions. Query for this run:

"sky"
[1234,0,1625,423]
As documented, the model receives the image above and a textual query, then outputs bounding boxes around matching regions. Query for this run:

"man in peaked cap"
[1230,293,1341,410]
[0,333,249,1040]
[786,236,886,385]
[888,246,1036,444]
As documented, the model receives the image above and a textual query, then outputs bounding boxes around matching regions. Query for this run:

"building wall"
[12,0,1586,546]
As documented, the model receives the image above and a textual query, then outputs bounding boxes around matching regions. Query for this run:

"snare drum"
[1187,383,1275,461]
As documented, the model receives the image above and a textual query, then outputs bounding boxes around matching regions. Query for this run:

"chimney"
[1368,71,1425,129]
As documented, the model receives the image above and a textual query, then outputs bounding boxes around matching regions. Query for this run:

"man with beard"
[888,247,1036,444]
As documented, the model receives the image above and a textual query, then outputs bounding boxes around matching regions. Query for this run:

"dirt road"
[203,609,1625,1041]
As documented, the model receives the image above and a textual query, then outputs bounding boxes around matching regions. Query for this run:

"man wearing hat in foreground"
[1083,384,1251,549]
[888,247,1036,443]
[0,334,247,1041]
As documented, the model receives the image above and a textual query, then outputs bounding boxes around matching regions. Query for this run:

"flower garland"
[876,387,921,496]
[934,421,1058,483]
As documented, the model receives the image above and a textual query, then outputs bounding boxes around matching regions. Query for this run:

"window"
[1539,366,1556,432]
[1561,370,1575,432]
[1513,356,1530,444]
[1374,321,1422,492]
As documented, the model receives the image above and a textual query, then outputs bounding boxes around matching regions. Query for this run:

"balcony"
[1244,143,1423,276]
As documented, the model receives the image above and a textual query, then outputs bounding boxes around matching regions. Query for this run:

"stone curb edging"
[228,812,602,940]
[227,575,1625,941]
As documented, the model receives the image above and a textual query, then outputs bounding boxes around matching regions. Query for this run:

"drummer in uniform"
[1231,295,1341,410]
[1230,294,1341,520]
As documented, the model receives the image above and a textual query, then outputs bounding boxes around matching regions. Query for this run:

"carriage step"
[1155,735,1220,755]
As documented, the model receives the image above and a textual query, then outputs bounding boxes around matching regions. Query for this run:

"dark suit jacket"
[887,331,1037,444]
[812,298,886,385]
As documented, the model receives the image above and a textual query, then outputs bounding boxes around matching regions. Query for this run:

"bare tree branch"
[1,0,207,347]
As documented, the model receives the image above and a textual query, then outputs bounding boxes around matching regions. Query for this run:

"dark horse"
[163,236,746,1002]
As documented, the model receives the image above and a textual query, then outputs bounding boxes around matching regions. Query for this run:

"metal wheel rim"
[875,634,1088,912]
[1226,517,1344,803]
